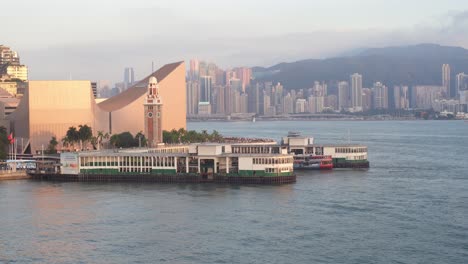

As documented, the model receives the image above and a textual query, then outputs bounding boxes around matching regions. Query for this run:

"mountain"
[253,44,468,91]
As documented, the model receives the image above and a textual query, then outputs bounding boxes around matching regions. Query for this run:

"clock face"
[147,112,153,118]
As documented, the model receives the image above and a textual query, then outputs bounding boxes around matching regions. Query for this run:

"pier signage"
[61,153,79,174]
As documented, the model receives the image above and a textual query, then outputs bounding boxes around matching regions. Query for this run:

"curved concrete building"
[7,61,186,154]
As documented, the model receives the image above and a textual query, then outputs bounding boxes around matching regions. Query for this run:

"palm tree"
[96,131,110,150]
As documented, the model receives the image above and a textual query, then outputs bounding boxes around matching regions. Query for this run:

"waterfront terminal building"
[33,142,296,184]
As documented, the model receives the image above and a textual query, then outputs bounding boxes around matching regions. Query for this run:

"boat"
[282,132,369,169]
[293,155,333,170]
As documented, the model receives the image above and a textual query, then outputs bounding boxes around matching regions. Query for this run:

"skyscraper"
[350,73,363,112]
[371,82,388,109]
[456,72,468,105]
[199,76,212,103]
[338,81,350,110]
[189,59,199,80]
[394,86,410,110]
[442,64,451,98]
[124,67,135,90]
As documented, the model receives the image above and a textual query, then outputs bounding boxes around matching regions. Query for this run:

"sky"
[2,0,468,84]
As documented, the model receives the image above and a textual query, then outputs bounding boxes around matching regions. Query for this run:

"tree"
[134,131,147,147]
[109,132,138,148]
[78,125,93,150]
[45,136,59,154]
[0,126,8,160]
[97,131,110,150]
[66,126,80,149]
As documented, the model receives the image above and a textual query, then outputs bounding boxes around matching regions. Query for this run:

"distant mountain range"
[253,44,468,91]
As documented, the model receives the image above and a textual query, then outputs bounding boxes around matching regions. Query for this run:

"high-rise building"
[325,95,338,111]
[234,67,252,93]
[189,59,199,80]
[199,76,212,103]
[456,73,468,105]
[362,88,372,111]
[338,81,350,110]
[411,86,445,109]
[442,64,451,98]
[215,85,225,114]
[394,86,410,110]
[295,99,307,113]
[239,93,249,113]
[283,93,294,114]
[91,82,98,98]
[186,81,199,115]
[371,82,389,109]
[0,45,20,65]
[350,73,363,112]
[123,67,135,90]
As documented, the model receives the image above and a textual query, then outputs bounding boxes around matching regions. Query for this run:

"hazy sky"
[3,0,468,83]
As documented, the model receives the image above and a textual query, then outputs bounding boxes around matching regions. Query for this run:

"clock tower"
[144,76,163,147]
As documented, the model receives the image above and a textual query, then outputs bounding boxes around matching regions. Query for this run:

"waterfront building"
[338,81,350,110]
[44,142,296,184]
[350,73,363,112]
[442,64,451,98]
[411,85,445,109]
[295,99,307,113]
[198,102,211,115]
[6,61,186,154]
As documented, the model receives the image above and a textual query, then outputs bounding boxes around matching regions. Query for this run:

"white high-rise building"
[371,82,388,109]
[350,73,363,112]
[394,86,410,110]
[442,64,451,98]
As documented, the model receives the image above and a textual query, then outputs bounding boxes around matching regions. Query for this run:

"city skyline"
[2,0,468,81]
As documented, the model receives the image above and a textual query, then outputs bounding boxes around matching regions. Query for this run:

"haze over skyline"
[3,0,468,82]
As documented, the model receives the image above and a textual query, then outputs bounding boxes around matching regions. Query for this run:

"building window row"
[253,157,293,165]
[335,147,367,154]
[80,155,176,168]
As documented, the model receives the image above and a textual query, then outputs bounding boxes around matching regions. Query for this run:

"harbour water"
[1,121,467,263]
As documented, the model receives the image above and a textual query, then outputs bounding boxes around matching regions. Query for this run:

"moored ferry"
[282,132,369,169]
[29,142,296,184]
[293,155,333,170]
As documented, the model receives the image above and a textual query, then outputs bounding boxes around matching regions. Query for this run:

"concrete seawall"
[0,171,30,181]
